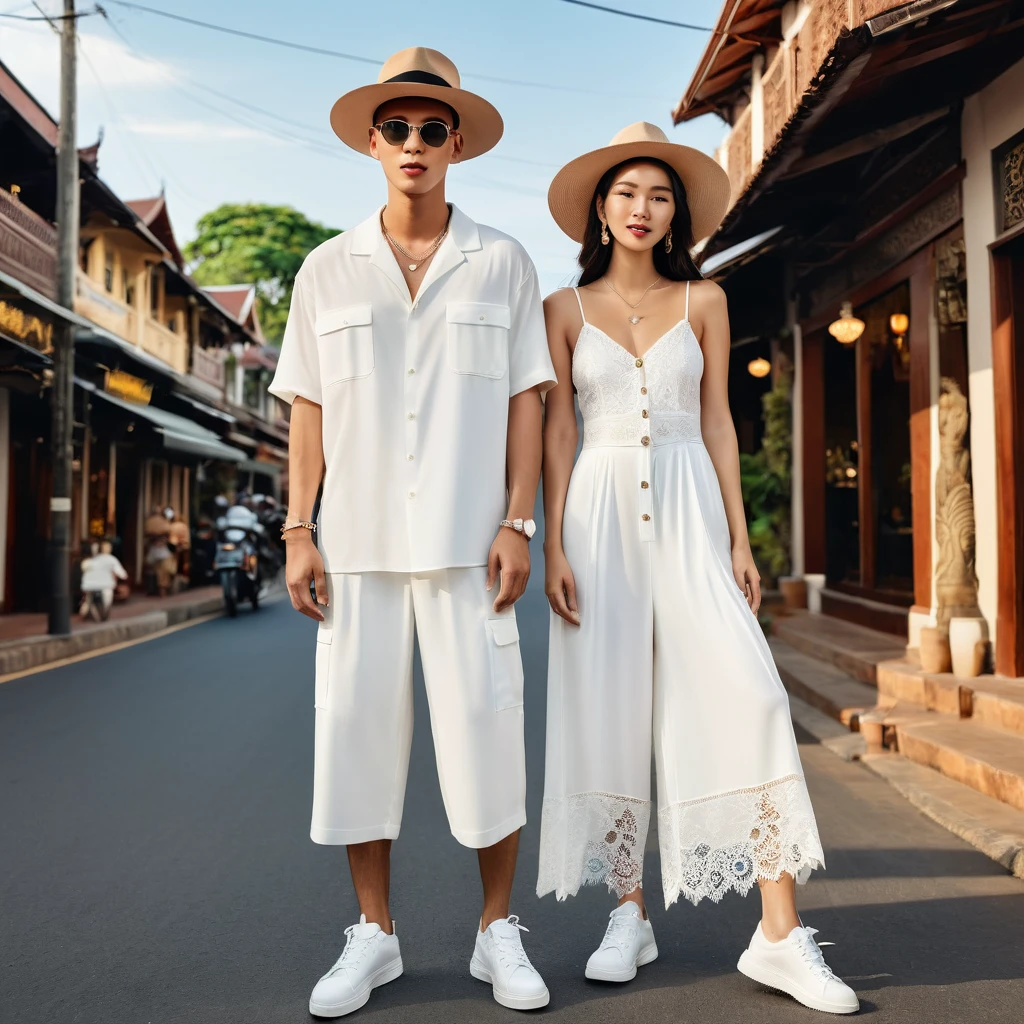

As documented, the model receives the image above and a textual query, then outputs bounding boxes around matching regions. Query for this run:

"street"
[3,569,1024,1024]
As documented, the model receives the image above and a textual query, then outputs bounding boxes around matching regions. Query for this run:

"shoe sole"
[470,955,551,1010]
[308,956,404,1018]
[737,951,859,1015]
[585,941,659,983]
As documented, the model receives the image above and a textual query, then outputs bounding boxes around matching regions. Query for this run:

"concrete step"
[895,716,1024,813]
[770,637,879,727]
[772,611,905,686]
[876,659,1024,737]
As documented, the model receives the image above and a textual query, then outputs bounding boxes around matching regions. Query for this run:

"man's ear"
[368,127,381,161]
[449,130,465,165]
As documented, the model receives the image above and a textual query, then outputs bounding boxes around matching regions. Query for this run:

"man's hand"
[486,527,531,613]
[285,532,328,621]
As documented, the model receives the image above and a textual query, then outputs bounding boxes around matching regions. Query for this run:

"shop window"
[150,267,161,316]
[122,269,135,306]
[104,250,114,293]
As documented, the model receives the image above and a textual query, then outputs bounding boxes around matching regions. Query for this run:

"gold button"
[641,409,649,418]
[641,481,649,489]
[641,436,650,446]
[641,387,648,394]
[642,514,651,522]
[635,357,644,368]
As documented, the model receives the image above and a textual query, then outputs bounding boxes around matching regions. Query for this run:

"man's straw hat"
[548,122,731,244]
[330,47,503,160]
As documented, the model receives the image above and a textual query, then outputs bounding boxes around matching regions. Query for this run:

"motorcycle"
[213,505,262,617]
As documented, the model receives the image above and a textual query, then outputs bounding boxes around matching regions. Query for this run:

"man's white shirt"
[269,204,557,574]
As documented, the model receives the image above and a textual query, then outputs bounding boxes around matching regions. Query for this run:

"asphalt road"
[3,569,1024,1024]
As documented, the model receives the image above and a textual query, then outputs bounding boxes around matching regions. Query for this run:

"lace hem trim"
[537,776,824,908]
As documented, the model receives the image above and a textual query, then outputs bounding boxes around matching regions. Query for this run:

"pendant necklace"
[381,207,451,272]
[603,276,662,324]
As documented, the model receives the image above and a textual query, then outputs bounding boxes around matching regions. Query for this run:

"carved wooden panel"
[995,130,1024,234]
[0,187,57,299]
[857,0,901,22]
[727,105,753,204]
[810,0,851,83]
[762,46,794,157]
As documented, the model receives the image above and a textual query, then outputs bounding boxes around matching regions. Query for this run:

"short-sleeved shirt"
[268,205,556,574]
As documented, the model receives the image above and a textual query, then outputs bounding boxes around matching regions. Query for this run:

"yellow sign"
[0,299,54,353]
[105,368,153,405]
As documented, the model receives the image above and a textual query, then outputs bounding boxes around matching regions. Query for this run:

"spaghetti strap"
[572,286,588,326]
[685,280,691,322]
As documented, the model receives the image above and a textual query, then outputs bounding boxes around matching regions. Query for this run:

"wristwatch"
[500,517,536,540]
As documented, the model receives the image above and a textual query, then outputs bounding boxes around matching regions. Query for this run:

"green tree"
[184,203,339,344]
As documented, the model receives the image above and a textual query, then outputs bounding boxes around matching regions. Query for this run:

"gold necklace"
[380,208,451,272]
[603,276,661,324]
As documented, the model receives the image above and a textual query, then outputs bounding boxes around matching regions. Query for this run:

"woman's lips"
[627,225,650,237]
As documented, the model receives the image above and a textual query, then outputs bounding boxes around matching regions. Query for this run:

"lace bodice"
[571,285,704,448]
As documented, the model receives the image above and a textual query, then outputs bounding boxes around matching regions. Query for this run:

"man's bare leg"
[347,840,393,934]
[478,829,520,930]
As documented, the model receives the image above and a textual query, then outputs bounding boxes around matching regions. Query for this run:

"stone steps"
[770,638,878,726]
[772,610,905,685]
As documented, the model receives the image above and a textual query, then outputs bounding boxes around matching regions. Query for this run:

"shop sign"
[105,368,153,405]
[0,298,54,353]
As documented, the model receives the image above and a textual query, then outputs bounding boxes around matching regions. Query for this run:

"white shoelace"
[491,915,535,971]
[792,927,839,983]
[600,911,640,954]
[327,925,379,977]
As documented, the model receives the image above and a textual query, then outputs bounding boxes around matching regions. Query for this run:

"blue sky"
[1,0,728,294]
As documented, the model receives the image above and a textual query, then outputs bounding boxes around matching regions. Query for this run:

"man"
[268,47,556,1018]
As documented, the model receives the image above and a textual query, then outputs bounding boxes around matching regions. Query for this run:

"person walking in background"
[269,47,556,1018]
[79,539,128,622]
[537,123,859,1015]
[143,506,175,597]
[167,510,191,589]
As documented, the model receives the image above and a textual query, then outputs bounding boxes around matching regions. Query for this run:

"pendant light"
[828,301,865,345]
[747,356,771,378]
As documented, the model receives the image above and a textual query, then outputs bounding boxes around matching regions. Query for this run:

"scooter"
[213,505,262,617]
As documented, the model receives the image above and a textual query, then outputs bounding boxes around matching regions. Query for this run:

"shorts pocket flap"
[446,302,511,330]
[316,304,372,336]
[316,624,333,644]
[487,617,519,646]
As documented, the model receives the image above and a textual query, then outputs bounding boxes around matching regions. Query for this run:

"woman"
[537,123,858,1015]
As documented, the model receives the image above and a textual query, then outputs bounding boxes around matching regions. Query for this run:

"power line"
[555,0,713,31]
[100,0,667,101]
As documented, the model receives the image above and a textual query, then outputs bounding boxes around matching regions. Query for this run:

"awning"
[238,458,283,478]
[176,393,236,425]
[78,378,246,463]
[700,227,784,276]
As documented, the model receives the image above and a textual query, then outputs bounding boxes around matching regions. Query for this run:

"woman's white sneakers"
[737,922,860,1014]
[470,915,551,1010]
[585,900,659,982]
[308,916,404,1018]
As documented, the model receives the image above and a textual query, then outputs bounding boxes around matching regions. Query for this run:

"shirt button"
[635,357,644,368]
[641,481,649,489]
[408,491,415,499]
[479,315,486,321]
[641,386,648,394]
[407,412,416,420]
[641,409,649,418]
[641,436,651,447]
[407,367,416,375]
[641,514,651,522]
[407,454,415,461]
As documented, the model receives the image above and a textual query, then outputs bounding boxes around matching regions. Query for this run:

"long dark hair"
[577,158,704,286]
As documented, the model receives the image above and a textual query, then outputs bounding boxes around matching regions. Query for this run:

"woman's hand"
[732,543,762,615]
[545,546,580,626]
[285,532,328,621]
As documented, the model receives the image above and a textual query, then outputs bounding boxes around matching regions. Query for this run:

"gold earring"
[601,223,610,246]
[664,228,673,254]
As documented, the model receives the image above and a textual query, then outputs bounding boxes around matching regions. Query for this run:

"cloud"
[120,117,283,144]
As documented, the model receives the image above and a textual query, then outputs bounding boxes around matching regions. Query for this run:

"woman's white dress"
[537,283,824,909]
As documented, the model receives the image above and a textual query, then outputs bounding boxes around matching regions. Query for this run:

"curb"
[0,595,224,676]
[790,693,1024,881]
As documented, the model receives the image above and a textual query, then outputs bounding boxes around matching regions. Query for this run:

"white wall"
[961,56,1024,648]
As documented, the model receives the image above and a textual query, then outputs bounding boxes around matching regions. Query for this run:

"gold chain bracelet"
[281,520,316,536]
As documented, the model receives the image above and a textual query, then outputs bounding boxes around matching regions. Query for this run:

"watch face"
[523,519,537,539]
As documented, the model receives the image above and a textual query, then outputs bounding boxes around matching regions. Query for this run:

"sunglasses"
[374,119,454,149]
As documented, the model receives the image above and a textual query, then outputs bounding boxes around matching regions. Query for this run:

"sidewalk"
[0,587,224,677]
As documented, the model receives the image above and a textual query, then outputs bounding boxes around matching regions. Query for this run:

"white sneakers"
[737,922,860,1014]
[470,915,551,1010]
[308,916,403,1018]
[585,900,659,982]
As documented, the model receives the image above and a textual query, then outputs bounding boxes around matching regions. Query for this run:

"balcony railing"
[191,344,225,390]
[0,188,57,298]
[141,318,187,374]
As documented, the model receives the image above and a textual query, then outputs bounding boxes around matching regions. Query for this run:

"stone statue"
[934,377,981,630]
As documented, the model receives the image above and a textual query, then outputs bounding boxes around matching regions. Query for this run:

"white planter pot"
[948,617,989,678]
[804,573,826,614]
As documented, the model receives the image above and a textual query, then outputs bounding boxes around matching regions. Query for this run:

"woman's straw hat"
[330,47,503,160]
[548,122,731,244]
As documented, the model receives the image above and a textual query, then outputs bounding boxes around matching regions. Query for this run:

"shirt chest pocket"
[316,304,374,386]
[446,302,510,380]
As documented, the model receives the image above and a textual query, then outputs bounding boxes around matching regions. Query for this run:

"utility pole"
[48,0,79,636]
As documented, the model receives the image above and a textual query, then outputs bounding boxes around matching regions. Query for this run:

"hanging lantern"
[889,312,909,351]
[828,301,865,344]
[747,356,771,378]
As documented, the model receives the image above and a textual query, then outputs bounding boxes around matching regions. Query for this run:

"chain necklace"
[603,276,661,324]
[380,207,451,272]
